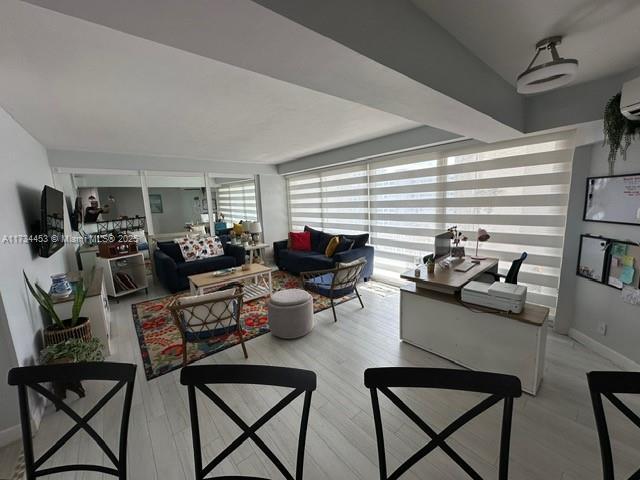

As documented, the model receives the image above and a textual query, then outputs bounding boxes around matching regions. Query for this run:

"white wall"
[257,174,289,262]
[0,106,71,443]
[568,142,640,366]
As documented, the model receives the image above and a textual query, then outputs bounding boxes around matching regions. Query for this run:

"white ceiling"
[0,1,420,164]
[412,0,640,87]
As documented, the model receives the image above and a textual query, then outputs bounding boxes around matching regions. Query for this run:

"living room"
[1,1,640,479]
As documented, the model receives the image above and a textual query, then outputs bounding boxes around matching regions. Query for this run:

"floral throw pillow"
[175,236,225,262]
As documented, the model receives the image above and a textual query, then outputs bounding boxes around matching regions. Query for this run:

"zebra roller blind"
[217,180,257,224]
[287,132,575,310]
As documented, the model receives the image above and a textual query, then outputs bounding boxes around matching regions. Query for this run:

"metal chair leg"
[237,324,249,359]
[355,286,365,309]
[330,298,337,322]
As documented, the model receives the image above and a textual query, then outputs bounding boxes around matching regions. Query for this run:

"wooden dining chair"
[7,362,136,480]
[180,364,316,480]
[587,371,640,480]
[169,283,247,366]
[364,367,522,480]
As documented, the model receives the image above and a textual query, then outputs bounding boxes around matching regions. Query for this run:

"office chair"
[180,364,316,480]
[8,362,136,480]
[485,252,527,284]
[587,371,640,480]
[365,367,522,480]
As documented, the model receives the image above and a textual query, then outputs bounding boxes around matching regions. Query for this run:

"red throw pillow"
[289,231,311,251]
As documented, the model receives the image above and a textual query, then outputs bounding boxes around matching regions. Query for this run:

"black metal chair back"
[364,367,522,480]
[505,252,527,284]
[180,364,317,480]
[587,371,640,480]
[7,362,136,480]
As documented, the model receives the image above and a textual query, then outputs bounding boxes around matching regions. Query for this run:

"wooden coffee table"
[188,264,273,301]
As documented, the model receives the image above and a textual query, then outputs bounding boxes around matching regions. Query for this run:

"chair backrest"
[180,364,316,480]
[587,371,640,480]
[7,362,136,480]
[364,367,522,480]
[505,252,527,284]
[169,285,243,337]
[332,258,367,291]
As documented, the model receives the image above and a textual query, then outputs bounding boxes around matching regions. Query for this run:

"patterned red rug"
[132,270,354,380]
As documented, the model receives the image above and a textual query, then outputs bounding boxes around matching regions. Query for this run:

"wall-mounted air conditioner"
[620,76,640,121]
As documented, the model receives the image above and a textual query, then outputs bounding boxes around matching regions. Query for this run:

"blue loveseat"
[273,226,374,280]
[154,241,245,293]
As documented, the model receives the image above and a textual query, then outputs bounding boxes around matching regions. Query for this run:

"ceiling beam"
[25,0,522,143]
[277,125,465,175]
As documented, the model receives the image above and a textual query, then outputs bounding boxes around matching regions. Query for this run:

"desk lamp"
[471,228,490,261]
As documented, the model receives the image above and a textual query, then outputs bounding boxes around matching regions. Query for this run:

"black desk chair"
[587,371,640,480]
[180,364,316,480]
[485,252,527,284]
[7,362,136,480]
[364,367,522,480]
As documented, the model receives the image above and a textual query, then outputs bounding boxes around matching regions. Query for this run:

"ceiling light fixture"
[517,36,578,95]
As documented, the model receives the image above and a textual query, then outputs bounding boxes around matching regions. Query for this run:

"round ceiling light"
[517,36,578,94]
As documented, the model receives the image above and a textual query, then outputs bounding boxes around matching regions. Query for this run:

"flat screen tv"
[39,185,65,257]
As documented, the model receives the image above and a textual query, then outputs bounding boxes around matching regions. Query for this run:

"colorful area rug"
[132,270,355,380]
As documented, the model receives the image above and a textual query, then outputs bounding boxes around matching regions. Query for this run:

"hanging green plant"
[603,93,640,175]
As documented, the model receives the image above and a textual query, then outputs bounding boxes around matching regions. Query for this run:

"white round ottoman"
[268,289,314,339]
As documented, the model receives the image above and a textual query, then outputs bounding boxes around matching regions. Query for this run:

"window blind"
[287,132,575,311]
[217,180,257,224]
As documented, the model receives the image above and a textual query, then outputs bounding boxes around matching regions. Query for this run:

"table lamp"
[471,228,490,261]
[249,221,262,245]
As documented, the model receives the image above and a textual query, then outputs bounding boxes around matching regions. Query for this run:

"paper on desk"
[619,265,635,285]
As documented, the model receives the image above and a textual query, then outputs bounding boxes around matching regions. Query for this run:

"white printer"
[461,281,527,313]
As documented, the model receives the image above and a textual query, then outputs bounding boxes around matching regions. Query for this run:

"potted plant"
[603,93,640,175]
[40,337,104,364]
[23,268,96,346]
[40,337,104,400]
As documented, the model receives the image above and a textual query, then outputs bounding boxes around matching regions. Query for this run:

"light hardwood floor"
[27,283,639,479]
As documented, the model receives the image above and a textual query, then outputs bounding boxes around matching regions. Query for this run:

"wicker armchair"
[168,283,247,366]
[301,258,367,322]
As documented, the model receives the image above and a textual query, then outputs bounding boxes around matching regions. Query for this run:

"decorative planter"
[43,317,92,346]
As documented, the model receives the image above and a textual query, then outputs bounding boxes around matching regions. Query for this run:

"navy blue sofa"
[273,226,374,280]
[154,241,245,293]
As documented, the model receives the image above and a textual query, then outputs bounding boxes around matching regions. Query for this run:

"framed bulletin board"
[577,234,640,290]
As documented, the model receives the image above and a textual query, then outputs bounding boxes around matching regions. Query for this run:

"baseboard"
[0,395,45,449]
[0,423,21,448]
[569,328,640,371]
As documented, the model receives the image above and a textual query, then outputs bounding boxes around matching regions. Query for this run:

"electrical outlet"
[598,322,607,336]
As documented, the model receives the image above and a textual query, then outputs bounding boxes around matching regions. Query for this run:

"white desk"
[400,261,549,395]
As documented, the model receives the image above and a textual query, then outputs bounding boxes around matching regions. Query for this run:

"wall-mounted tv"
[39,185,65,258]
[584,173,640,226]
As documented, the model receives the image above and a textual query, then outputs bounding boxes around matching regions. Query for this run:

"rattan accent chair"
[301,258,366,322]
[169,283,247,366]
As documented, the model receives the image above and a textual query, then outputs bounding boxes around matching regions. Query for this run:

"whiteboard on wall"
[584,174,640,225]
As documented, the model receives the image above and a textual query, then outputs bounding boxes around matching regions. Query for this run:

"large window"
[287,133,575,311]
[217,180,257,224]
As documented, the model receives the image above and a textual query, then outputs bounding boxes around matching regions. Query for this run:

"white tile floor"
[21,283,640,479]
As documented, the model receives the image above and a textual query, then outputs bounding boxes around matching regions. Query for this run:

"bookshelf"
[96,252,148,300]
